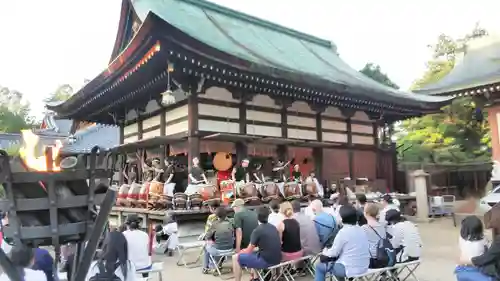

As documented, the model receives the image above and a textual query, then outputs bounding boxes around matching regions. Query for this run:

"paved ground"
[149,217,460,281]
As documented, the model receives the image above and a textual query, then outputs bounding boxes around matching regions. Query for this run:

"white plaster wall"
[247,124,281,137]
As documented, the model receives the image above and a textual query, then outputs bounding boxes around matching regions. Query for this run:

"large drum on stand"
[302,181,319,201]
[148,181,164,209]
[283,182,301,201]
[126,182,141,207]
[260,182,280,203]
[200,183,221,207]
[116,184,130,206]
[236,182,260,206]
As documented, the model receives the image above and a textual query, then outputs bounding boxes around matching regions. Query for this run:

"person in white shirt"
[85,231,137,281]
[268,199,284,227]
[0,244,46,281]
[154,216,179,256]
[385,209,422,263]
[455,215,488,274]
[122,215,152,273]
[378,194,400,225]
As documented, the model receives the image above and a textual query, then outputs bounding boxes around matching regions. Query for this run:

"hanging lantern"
[161,61,176,106]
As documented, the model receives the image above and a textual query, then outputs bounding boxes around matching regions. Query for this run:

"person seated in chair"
[202,207,234,274]
[362,203,389,268]
[385,209,422,263]
[233,206,282,281]
[268,199,284,228]
[315,205,370,281]
[310,199,337,247]
[154,215,178,256]
[276,202,303,262]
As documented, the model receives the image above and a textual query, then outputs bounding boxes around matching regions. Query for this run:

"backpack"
[368,226,396,267]
[89,261,122,281]
[314,215,340,248]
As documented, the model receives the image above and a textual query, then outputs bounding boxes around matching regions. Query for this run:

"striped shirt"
[389,221,422,262]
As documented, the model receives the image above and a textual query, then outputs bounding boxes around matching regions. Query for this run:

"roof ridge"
[175,0,334,48]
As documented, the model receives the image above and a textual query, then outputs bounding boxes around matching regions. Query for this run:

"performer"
[186,157,208,195]
[272,160,289,183]
[163,159,176,197]
[252,163,265,183]
[291,164,303,182]
[232,159,251,183]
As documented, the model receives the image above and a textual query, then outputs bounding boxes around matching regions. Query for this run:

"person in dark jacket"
[356,194,367,226]
[32,248,55,281]
[457,203,500,281]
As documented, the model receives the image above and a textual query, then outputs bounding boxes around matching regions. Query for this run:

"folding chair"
[175,240,205,268]
[390,260,421,281]
[256,260,295,281]
[136,262,164,281]
[207,249,235,279]
[304,254,320,276]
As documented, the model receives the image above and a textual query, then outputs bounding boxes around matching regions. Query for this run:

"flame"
[19,130,62,171]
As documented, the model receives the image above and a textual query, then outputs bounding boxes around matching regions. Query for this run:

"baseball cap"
[231,198,245,208]
[126,214,141,224]
[385,209,402,222]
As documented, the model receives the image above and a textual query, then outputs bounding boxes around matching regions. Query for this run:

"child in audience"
[455,216,488,275]
[268,199,285,227]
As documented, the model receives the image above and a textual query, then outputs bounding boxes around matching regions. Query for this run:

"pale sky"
[0,0,498,119]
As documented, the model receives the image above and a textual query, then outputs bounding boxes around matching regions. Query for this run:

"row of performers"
[116,156,324,210]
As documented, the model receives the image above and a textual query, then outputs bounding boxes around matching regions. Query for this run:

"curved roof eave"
[47,16,156,114]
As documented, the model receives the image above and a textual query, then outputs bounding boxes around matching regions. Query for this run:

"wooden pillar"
[341,109,355,179]
[373,121,380,178]
[278,98,290,161]
[313,106,324,181]
[188,92,200,171]
[237,94,248,162]
[118,123,125,185]
[159,110,166,169]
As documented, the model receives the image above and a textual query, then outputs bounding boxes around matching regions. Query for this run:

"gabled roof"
[414,34,500,95]
[130,0,448,105]
[48,0,451,123]
[63,124,119,153]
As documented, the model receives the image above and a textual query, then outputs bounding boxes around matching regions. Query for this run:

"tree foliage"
[44,84,74,104]
[398,24,490,163]
[360,63,399,89]
[0,86,32,133]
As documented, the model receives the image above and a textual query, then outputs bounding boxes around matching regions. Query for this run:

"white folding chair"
[175,240,205,268]
[390,260,421,281]
[136,262,164,281]
[207,249,235,279]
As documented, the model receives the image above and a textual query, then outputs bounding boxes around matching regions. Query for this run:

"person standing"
[122,215,152,272]
[232,199,258,252]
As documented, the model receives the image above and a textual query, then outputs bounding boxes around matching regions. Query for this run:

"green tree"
[397,24,489,163]
[0,86,32,133]
[44,84,73,103]
[359,63,399,89]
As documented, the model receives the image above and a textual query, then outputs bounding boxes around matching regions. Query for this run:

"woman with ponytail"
[276,201,303,262]
[85,231,137,281]
[0,244,46,281]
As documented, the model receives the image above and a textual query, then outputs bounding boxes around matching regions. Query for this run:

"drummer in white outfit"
[186,157,208,195]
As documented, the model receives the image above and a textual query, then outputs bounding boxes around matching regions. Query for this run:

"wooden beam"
[187,92,200,170]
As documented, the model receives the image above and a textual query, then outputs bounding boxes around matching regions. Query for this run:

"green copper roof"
[415,34,500,95]
[131,0,450,105]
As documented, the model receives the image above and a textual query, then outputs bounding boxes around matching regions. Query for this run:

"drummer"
[189,157,208,184]
[232,159,251,183]
[252,164,265,183]
[272,160,288,183]
[291,164,303,182]
[163,159,176,196]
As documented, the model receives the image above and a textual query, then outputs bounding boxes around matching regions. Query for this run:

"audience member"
[154,215,179,256]
[32,248,55,281]
[455,215,488,280]
[379,194,399,225]
[0,244,46,281]
[0,212,12,256]
[122,215,152,272]
[202,207,234,274]
[362,203,389,268]
[386,209,421,263]
[232,199,258,252]
[291,200,321,255]
[356,194,368,226]
[204,202,220,234]
[85,231,137,281]
[457,204,500,281]
[233,206,281,281]
[311,199,337,247]
[268,199,284,227]
[315,205,370,280]
[277,202,303,261]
